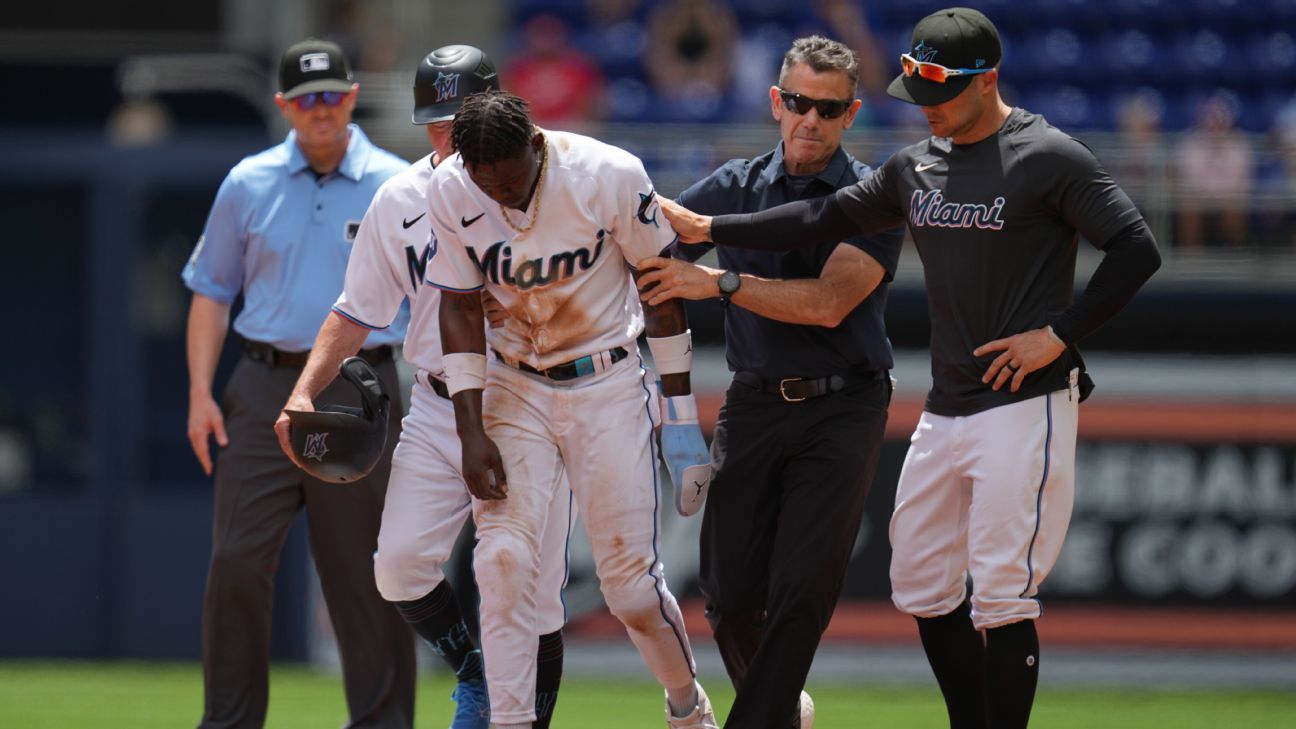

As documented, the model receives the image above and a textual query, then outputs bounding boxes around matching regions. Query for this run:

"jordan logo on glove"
[658,387,711,516]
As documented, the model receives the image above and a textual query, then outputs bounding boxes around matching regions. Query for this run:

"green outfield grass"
[1,660,1293,728]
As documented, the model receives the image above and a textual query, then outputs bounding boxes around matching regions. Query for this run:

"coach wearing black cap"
[659,7,1161,729]
[184,37,413,729]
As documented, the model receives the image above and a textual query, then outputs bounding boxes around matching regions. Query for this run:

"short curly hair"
[451,90,535,167]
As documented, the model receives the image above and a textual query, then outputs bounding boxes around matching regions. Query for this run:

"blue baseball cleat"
[449,677,490,729]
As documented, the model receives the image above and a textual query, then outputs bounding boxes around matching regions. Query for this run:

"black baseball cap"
[412,45,500,124]
[887,7,1002,107]
[279,38,353,100]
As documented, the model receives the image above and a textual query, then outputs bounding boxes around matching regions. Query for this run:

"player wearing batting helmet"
[274,45,571,729]
[660,8,1162,728]
[183,37,413,729]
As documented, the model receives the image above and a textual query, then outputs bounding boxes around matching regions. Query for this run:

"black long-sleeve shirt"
[712,108,1161,416]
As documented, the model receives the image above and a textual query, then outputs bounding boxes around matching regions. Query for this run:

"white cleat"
[798,690,815,729]
[665,683,719,729]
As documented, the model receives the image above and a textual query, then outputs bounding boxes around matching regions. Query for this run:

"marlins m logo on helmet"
[434,72,460,103]
[303,432,330,461]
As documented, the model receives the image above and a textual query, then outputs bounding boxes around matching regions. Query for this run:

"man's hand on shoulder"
[659,197,713,244]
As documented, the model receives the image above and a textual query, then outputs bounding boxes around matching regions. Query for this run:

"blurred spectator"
[586,0,643,26]
[1174,94,1255,248]
[322,0,398,72]
[1110,89,1167,207]
[1270,96,1296,245]
[506,13,607,125]
[644,0,738,120]
[805,0,888,98]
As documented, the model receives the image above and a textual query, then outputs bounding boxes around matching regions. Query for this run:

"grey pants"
[198,353,415,729]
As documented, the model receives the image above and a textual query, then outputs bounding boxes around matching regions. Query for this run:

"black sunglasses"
[777,89,854,119]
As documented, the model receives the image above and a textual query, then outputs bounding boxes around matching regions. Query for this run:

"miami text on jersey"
[405,239,437,290]
[467,229,606,291]
[910,189,1006,230]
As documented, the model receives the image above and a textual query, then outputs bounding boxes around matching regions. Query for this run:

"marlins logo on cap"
[887,7,1002,107]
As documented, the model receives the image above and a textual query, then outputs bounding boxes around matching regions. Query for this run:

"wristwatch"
[717,270,741,306]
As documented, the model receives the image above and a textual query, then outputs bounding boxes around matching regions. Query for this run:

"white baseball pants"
[890,380,1079,630]
[476,354,696,725]
[374,376,572,635]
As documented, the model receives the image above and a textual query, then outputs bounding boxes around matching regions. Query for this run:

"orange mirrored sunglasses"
[900,53,994,84]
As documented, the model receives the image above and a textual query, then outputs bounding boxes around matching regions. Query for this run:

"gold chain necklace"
[500,133,549,235]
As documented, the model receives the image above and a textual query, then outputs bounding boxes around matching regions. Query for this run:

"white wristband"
[647,330,693,375]
[662,393,698,425]
[443,352,487,396]
[1046,325,1066,348]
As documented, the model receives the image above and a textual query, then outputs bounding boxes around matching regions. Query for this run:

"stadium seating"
[506,0,1296,134]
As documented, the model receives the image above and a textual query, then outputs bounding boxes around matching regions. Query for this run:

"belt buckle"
[778,377,806,403]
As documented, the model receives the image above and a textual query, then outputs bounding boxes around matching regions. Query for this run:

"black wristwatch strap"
[718,270,741,306]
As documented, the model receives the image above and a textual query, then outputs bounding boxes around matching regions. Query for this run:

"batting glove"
[659,391,711,516]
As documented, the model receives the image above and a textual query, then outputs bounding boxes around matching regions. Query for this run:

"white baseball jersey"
[332,151,570,641]
[425,129,678,369]
[334,153,446,375]
[425,131,699,725]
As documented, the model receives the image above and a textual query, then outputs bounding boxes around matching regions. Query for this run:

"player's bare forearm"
[439,289,507,498]
[440,290,487,356]
[275,313,370,463]
[636,274,691,396]
[291,313,370,402]
[439,291,488,438]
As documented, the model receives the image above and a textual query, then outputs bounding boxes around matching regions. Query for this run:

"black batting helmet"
[285,357,390,484]
[412,44,500,124]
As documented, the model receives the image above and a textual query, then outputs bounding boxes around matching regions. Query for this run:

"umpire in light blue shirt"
[182,38,413,729]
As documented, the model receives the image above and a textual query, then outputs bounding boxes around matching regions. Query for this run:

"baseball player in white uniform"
[426,91,717,729]
[274,48,571,729]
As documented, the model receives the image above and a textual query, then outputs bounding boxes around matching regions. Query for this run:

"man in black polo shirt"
[659,8,1162,729]
[637,35,903,729]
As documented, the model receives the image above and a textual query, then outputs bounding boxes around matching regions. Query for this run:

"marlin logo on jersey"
[909,189,1006,231]
[434,72,459,102]
[302,432,329,461]
[405,237,437,290]
[637,190,660,228]
[467,229,606,291]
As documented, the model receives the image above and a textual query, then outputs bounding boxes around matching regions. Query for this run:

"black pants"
[700,376,890,729]
[199,354,415,729]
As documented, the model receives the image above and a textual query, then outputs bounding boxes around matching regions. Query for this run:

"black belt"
[493,347,628,381]
[244,340,393,369]
[423,373,451,400]
[733,369,888,403]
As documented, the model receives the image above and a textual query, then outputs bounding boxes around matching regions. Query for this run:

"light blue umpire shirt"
[182,124,410,352]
